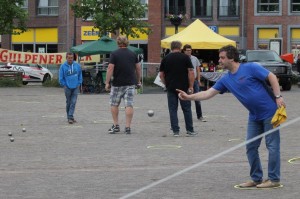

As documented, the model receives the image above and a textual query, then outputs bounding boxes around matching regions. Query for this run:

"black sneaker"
[125,127,131,134]
[108,124,120,134]
[173,132,179,137]
[186,131,198,136]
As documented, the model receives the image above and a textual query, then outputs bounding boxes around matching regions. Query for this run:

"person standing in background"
[183,44,207,122]
[59,52,83,124]
[159,41,196,137]
[105,36,141,135]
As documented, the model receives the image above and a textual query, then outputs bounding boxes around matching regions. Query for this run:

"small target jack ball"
[8,132,13,136]
[10,137,15,142]
[148,110,154,117]
[22,128,26,132]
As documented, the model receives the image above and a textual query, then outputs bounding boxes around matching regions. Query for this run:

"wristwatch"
[275,95,282,99]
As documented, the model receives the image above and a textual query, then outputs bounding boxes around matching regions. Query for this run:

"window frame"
[288,0,300,15]
[191,0,213,18]
[165,0,186,16]
[254,0,282,16]
[218,0,240,18]
[37,0,59,16]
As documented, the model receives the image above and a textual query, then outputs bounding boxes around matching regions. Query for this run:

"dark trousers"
[193,80,203,119]
[167,90,194,133]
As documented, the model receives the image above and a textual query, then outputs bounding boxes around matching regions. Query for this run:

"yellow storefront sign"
[12,29,34,42]
[36,28,58,42]
[218,27,239,36]
[81,26,100,40]
[291,28,300,39]
[12,28,58,43]
[165,26,185,36]
[128,28,148,40]
[258,29,279,39]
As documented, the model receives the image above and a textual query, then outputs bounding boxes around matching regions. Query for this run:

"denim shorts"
[109,85,135,107]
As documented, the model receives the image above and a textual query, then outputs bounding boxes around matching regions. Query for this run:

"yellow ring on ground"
[288,157,300,164]
[147,145,182,149]
[234,184,283,190]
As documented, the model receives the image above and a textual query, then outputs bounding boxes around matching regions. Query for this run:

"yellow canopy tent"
[161,19,236,49]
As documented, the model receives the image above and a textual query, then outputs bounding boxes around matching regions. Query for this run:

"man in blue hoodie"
[59,52,83,124]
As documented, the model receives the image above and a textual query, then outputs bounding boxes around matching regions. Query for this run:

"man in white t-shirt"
[183,44,206,122]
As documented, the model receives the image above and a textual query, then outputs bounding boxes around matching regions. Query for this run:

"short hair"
[170,41,182,50]
[219,45,239,62]
[117,36,129,47]
[66,52,73,57]
[183,44,192,51]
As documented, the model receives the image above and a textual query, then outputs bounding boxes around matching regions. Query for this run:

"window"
[165,0,186,15]
[219,0,239,17]
[291,0,300,12]
[257,0,279,13]
[140,0,148,19]
[17,0,28,9]
[37,0,58,16]
[191,0,212,18]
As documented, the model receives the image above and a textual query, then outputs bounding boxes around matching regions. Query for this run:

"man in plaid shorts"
[105,36,141,134]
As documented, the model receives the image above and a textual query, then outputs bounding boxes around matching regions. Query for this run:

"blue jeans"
[167,91,193,132]
[64,87,79,120]
[193,80,203,118]
[246,117,280,182]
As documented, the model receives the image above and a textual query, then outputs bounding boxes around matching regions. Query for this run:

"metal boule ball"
[147,110,154,117]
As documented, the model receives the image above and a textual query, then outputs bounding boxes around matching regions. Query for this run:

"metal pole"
[66,0,70,50]
[241,0,245,49]
[73,16,77,46]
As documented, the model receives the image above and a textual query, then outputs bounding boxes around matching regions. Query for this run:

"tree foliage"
[71,0,152,38]
[0,0,28,35]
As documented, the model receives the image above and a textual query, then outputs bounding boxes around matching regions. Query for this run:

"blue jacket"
[59,61,82,89]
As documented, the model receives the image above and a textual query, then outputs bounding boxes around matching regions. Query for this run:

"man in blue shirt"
[59,53,83,124]
[177,45,285,188]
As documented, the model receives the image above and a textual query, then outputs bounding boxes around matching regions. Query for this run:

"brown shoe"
[256,180,280,188]
[68,119,73,124]
[238,181,261,188]
[71,119,77,123]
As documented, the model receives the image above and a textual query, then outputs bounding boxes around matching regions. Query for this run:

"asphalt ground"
[0,84,300,199]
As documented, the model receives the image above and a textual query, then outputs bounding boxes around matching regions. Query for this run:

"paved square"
[1,85,300,199]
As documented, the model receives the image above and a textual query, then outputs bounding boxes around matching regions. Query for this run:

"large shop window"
[291,28,300,54]
[191,0,212,18]
[165,0,186,15]
[257,28,279,50]
[257,0,279,13]
[218,0,239,17]
[12,44,58,53]
[37,0,58,16]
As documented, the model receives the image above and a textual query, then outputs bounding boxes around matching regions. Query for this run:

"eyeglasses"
[185,49,192,52]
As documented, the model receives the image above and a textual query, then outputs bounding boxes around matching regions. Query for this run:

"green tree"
[71,0,152,38]
[0,0,28,35]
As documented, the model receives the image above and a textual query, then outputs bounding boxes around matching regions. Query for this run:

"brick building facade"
[2,1,300,63]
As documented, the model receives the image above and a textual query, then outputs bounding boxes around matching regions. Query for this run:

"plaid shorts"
[109,85,135,107]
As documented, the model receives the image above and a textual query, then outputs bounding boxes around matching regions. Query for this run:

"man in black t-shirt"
[105,36,141,134]
[159,41,196,137]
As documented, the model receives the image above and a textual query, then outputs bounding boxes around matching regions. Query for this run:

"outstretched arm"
[177,87,219,101]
